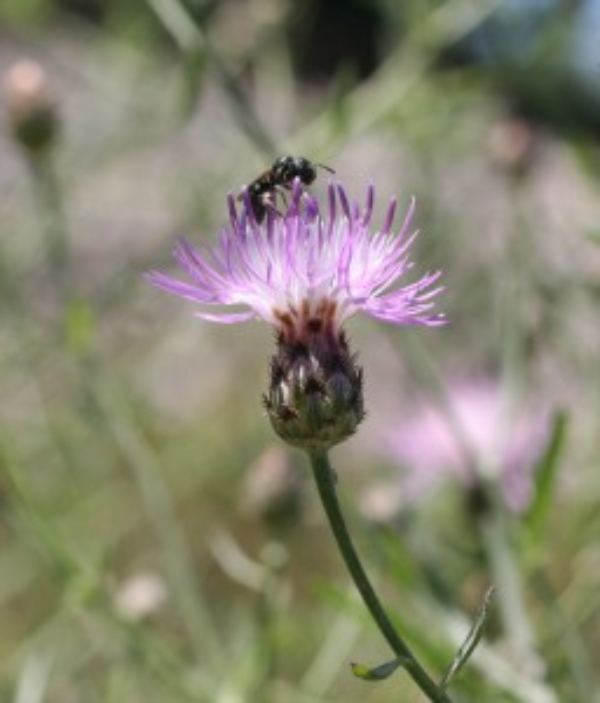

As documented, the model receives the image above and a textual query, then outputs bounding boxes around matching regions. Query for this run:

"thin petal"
[147,181,446,333]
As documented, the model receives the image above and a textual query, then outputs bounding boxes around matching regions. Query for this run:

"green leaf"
[524,410,568,533]
[440,586,495,690]
[350,657,407,682]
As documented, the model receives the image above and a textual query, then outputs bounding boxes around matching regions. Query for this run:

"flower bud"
[264,330,365,451]
[487,116,538,177]
[4,59,59,155]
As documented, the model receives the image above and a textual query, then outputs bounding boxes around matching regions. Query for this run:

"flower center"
[273,298,340,344]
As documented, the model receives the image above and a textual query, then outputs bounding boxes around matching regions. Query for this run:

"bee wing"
[249,169,273,188]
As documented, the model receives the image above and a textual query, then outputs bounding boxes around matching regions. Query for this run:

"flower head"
[147,180,445,340]
[3,59,58,155]
[380,378,550,514]
[148,179,445,450]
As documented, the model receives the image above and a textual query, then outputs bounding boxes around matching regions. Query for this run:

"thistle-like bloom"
[148,180,445,450]
[378,379,550,514]
[148,181,445,333]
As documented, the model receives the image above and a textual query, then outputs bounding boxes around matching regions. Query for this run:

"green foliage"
[351,657,407,681]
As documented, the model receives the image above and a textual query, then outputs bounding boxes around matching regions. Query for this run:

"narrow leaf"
[525,410,568,532]
[351,657,407,682]
[440,586,495,690]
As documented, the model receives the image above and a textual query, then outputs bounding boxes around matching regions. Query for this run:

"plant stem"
[31,154,69,278]
[308,449,454,703]
[479,509,557,702]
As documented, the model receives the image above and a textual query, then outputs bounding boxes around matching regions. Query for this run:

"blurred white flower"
[114,571,167,621]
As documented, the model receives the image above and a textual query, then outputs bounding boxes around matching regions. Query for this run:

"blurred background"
[1,1,599,701]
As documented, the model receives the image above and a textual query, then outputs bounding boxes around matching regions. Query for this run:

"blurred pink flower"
[382,379,549,513]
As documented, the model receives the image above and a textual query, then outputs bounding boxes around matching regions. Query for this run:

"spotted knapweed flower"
[147,180,445,451]
[374,378,550,516]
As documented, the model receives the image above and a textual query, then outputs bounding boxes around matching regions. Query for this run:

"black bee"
[241,155,334,223]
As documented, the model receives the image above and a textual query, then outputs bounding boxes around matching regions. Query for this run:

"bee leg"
[261,193,283,220]
[254,203,266,223]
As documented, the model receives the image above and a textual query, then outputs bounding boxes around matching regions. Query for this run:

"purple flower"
[148,179,446,451]
[147,180,445,341]
[380,379,550,514]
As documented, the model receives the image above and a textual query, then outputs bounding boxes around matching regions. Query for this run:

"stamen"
[336,184,351,221]
[227,192,239,229]
[327,183,337,236]
[304,193,320,220]
[382,197,397,235]
[398,197,416,241]
[362,183,374,226]
[242,187,259,228]
[290,177,304,214]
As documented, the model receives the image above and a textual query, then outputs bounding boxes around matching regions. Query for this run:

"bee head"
[272,156,317,186]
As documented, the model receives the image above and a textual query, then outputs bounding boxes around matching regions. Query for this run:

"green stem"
[31,154,69,278]
[308,449,454,703]
[479,508,555,701]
